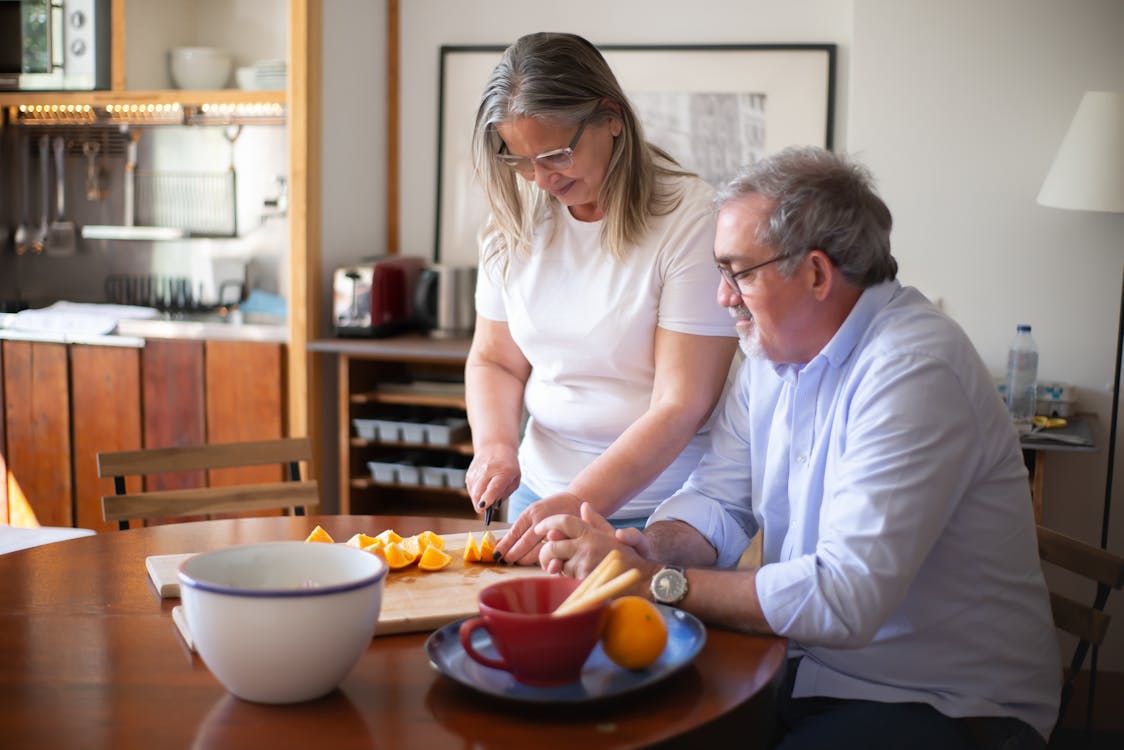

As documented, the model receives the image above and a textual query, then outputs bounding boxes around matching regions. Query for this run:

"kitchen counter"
[0,313,287,345]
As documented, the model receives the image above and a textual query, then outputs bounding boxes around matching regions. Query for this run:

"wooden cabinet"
[311,336,475,520]
[1,341,72,528]
[71,344,143,531]
[0,338,285,530]
[205,340,284,489]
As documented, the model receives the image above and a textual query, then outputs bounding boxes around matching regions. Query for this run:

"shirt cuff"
[648,493,752,568]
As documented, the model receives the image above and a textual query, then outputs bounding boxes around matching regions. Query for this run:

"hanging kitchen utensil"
[37,134,50,252]
[13,133,40,255]
[46,136,78,257]
[83,139,106,201]
[124,128,139,227]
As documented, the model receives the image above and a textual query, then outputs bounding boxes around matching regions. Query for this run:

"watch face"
[651,568,687,604]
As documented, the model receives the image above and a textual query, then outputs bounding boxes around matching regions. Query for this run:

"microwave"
[0,0,110,90]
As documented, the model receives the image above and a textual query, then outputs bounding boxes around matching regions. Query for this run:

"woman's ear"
[601,99,624,137]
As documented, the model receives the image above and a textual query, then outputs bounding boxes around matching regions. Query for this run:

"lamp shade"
[1037,91,1124,213]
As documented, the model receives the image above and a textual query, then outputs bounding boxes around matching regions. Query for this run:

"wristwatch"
[650,565,688,606]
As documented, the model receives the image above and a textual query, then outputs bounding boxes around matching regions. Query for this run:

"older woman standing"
[465,32,737,564]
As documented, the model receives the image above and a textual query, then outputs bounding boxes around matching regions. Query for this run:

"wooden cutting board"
[146,531,548,639]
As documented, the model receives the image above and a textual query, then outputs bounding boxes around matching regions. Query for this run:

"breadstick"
[555,550,621,612]
[553,568,642,617]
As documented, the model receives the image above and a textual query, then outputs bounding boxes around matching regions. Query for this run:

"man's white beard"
[738,328,766,359]
[730,304,767,360]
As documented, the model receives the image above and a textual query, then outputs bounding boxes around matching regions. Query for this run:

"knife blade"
[483,497,504,529]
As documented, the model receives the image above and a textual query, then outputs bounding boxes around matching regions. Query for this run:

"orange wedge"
[304,525,334,544]
[462,532,481,563]
[479,529,498,561]
[415,530,445,552]
[344,532,378,548]
[360,537,386,557]
[383,541,418,569]
[417,545,454,571]
[400,535,422,558]
[375,529,403,546]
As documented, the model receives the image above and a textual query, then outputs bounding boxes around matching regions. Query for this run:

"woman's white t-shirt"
[475,174,736,519]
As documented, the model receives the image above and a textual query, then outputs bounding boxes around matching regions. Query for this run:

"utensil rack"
[134,169,237,237]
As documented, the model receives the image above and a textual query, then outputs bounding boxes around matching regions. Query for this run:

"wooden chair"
[1036,524,1124,731]
[97,438,319,530]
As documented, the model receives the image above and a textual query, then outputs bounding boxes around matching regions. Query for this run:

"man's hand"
[493,491,585,565]
[535,503,655,583]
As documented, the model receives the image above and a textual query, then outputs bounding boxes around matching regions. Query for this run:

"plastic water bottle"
[1005,324,1038,433]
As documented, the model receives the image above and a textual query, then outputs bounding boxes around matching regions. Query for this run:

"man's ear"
[807,250,835,301]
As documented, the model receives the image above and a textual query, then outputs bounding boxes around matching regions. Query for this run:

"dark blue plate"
[424,604,706,704]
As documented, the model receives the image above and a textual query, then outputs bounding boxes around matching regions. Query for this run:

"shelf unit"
[310,335,476,520]
[0,0,319,453]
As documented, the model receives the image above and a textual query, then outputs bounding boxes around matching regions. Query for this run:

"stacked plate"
[253,59,287,90]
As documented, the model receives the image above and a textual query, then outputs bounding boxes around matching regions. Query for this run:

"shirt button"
[795,454,807,464]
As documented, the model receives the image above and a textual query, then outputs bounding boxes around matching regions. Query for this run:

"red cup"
[458,576,608,686]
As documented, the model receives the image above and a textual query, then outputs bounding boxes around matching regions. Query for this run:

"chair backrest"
[1036,524,1124,727]
[1037,525,1124,645]
[97,438,319,530]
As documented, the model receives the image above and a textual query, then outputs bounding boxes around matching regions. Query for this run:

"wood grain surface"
[0,515,786,749]
[2,341,71,527]
[146,530,547,635]
[70,344,142,531]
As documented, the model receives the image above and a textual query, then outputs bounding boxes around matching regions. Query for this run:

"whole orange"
[601,596,668,670]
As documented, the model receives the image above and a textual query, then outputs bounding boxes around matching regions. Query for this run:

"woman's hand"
[493,490,585,565]
[537,503,654,581]
[465,444,520,515]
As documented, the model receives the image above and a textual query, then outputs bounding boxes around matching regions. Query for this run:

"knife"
[483,497,504,529]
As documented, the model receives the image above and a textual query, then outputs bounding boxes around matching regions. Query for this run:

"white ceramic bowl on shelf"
[178,541,387,703]
[169,47,233,90]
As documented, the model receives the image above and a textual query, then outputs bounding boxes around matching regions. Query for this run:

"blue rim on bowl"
[178,542,388,598]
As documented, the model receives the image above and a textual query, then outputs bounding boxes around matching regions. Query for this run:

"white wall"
[322,0,1124,668]
[849,0,1124,670]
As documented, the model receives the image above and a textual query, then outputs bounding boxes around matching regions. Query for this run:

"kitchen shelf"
[310,335,475,519]
[350,438,474,457]
[350,390,467,410]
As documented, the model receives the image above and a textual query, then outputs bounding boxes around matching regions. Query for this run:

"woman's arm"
[496,328,736,562]
[464,316,532,513]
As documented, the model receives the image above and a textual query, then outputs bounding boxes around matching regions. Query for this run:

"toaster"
[333,256,425,337]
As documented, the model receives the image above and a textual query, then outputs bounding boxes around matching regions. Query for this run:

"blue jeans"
[505,485,648,530]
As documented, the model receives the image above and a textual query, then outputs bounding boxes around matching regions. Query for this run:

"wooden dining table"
[0,514,787,749]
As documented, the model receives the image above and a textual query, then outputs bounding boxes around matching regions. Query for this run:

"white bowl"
[235,66,256,91]
[169,47,233,90]
[178,541,387,703]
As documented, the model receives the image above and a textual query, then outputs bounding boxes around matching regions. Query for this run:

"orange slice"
[479,529,498,562]
[400,535,422,558]
[383,541,418,569]
[362,544,387,564]
[375,529,402,546]
[304,525,334,544]
[360,537,386,556]
[344,532,378,548]
[417,545,454,571]
[415,530,445,552]
[462,532,481,563]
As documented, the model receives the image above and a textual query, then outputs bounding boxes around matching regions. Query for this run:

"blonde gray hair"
[472,32,692,267]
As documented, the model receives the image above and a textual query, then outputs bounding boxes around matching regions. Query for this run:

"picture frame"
[434,43,837,265]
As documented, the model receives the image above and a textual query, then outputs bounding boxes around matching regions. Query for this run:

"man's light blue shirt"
[649,280,1060,738]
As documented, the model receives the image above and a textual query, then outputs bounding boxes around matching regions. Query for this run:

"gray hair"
[716,146,897,287]
[472,32,690,264]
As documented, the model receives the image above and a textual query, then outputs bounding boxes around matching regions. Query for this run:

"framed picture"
[435,44,836,265]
